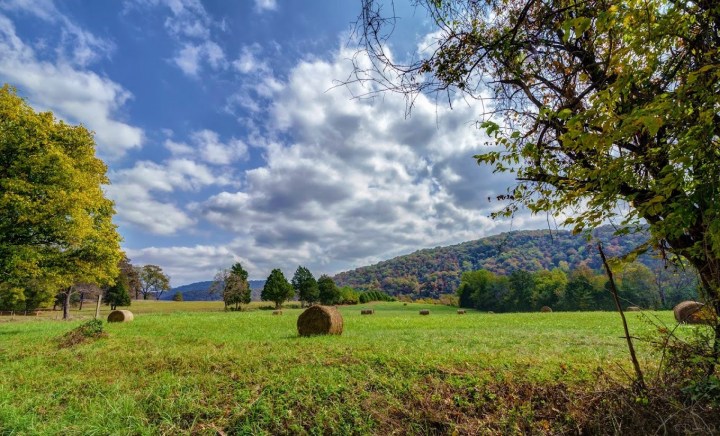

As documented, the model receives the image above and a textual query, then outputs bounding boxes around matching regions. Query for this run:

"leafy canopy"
[0,85,121,309]
[358,0,720,307]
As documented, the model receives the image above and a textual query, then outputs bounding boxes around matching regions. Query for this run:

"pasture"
[0,302,684,434]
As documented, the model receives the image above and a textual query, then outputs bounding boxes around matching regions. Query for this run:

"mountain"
[333,226,658,298]
[162,280,266,301]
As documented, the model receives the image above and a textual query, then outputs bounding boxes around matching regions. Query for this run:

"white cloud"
[164,129,248,165]
[232,44,269,75]
[107,157,233,234]
[0,0,114,67]
[189,45,525,281]
[254,0,277,13]
[0,15,142,158]
[128,0,226,77]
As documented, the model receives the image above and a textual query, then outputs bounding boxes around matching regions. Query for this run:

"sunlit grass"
[0,302,690,434]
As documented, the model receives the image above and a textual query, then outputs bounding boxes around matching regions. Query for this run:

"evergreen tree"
[292,266,319,306]
[105,278,131,310]
[261,269,294,309]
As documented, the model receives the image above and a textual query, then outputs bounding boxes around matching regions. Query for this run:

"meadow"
[0,302,688,434]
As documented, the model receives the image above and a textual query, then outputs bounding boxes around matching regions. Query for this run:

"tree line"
[457,262,698,313]
[210,264,393,310]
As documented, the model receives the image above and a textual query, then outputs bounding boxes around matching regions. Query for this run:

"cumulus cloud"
[107,157,233,235]
[0,14,143,158]
[164,129,248,165]
[186,45,524,281]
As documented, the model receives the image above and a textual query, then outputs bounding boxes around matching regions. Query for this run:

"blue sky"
[0,0,545,285]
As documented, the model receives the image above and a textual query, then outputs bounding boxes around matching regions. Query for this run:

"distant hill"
[334,226,657,298]
[162,280,266,301]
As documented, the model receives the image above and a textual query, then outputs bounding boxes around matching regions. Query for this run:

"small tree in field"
[211,262,251,310]
[105,278,131,310]
[292,266,319,307]
[261,269,294,309]
[136,265,171,300]
[172,292,183,302]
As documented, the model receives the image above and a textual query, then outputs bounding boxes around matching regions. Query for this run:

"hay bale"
[674,301,716,325]
[297,305,343,336]
[272,310,283,315]
[457,310,466,314]
[487,311,495,314]
[540,306,552,313]
[361,309,374,315]
[419,310,430,315]
[626,306,641,312]
[107,310,133,323]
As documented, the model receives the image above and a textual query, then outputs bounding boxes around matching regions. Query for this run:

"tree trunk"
[275,301,281,310]
[62,288,72,320]
[78,292,84,311]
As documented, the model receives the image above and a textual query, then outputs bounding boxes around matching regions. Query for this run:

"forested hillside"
[334,227,667,298]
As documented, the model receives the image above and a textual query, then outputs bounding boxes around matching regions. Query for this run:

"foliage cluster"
[211,263,252,311]
[359,290,394,304]
[458,262,697,312]
[0,86,122,314]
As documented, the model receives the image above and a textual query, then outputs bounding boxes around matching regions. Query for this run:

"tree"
[507,270,535,312]
[136,265,171,300]
[118,255,141,300]
[532,268,567,310]
[292,266,319,306]
[318,275,341,305]
[211,262,252,310]
[172,292,184,302]
[0,85,121,317]
[105,277,131,310]
[261,269,294,309]
[359,0,720,347]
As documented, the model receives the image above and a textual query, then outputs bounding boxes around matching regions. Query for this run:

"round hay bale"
[626,306,641,312]
[361,309,374,315]
[297,305,343,336]
[107,310,133,323]
[673,301,716,325]
[540,306,552,313]
[272,310,283,315]
[419,310,430,315]
[457,310,466,314]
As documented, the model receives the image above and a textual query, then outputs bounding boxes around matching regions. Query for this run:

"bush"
[172,292,183,301]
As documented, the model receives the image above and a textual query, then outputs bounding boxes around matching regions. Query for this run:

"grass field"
[0,302,691,434]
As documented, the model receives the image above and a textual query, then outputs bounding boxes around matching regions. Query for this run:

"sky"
[0,0,547,285]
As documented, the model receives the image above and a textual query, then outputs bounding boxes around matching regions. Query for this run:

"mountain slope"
[333,226,656,297]
[162,280,266,301]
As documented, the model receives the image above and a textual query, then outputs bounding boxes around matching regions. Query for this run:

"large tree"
[291,266,319,306]
[261,269,294,309]
[211,262,252,310]
[0,85,121,315]
[359,0,720,346]
[136,265,171,300]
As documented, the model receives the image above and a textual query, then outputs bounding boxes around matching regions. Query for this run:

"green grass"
[0,302,693,434]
